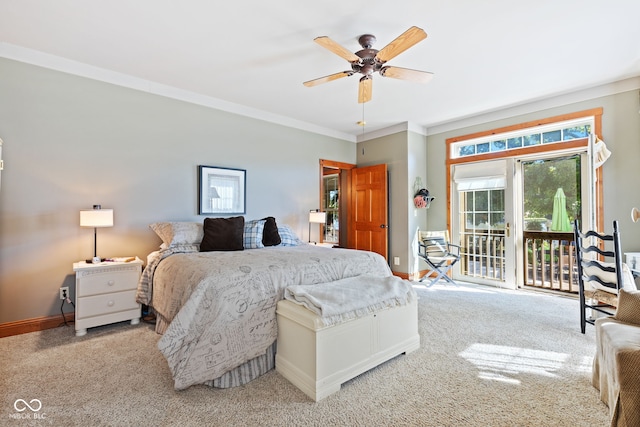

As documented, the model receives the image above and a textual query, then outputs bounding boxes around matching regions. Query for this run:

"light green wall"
[3,56,638,325]
[356,130,428,276]
[426,90,640,254]
[0,58,356,323]
[407,131,428,277]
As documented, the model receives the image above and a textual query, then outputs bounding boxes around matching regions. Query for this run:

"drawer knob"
[107,300,115,307]
[107,280,115,286]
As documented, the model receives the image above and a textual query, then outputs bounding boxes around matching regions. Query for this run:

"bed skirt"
[205,342,277,388]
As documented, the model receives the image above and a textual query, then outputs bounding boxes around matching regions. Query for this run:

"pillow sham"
[244,219,266,249]
[262,216,282,246]
[278,224,305,246]
[200,216,245,252]
[583,262,637,294]
[614,289,640,326]
[150,222,203,249]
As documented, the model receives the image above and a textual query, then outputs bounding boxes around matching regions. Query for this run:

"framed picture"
[198,165,246,215]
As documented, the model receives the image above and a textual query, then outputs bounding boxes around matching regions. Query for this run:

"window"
[459,188,506,280]
[450,118,593,159]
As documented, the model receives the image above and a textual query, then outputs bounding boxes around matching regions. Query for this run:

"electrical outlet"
[59,286,69,300]
[393,256,400,266]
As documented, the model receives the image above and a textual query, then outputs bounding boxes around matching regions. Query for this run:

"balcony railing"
[458,230,578,292]
[523,231,577,292]
[460,231,505,281]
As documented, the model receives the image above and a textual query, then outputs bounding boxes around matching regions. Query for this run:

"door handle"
[380,224,388,229]
[506,222,510,237]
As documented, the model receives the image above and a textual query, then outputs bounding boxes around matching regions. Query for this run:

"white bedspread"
[283,275,416,326]
[140,245,392,390]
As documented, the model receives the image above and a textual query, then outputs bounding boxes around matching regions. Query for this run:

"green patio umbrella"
[551,188,572,231]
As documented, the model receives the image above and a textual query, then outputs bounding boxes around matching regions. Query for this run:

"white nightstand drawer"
[77,268,139,297]
[77,290,139,318]
[73,258,143,336]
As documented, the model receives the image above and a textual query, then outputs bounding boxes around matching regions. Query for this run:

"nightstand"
[72,258,143,337]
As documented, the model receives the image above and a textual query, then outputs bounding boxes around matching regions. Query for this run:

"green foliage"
[523,156,581,221]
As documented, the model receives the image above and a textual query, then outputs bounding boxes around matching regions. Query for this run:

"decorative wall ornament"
[413,177,434,209]
[414,188,434,209]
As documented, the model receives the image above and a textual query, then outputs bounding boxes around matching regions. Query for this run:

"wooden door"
[347,164,388,260]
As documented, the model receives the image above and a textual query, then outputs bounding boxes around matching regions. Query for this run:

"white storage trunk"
[275,298,420,401]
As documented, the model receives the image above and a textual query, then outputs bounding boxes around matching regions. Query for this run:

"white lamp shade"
[80,209,114,228]
[309,211,327,224]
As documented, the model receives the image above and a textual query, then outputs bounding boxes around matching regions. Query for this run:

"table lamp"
[309,209,327,244]
[80,205,114,263]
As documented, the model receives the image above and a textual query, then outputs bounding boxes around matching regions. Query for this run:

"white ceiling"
[2,0,640,141]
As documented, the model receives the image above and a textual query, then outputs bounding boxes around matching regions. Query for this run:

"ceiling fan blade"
[358,76,372,104]
[380,66,434,83]
[303,71,353,87]
[375,26,427,63]
[314,36,361,63]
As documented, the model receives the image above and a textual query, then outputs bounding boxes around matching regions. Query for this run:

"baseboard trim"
[0,312,75,338]
[393,270,430,281]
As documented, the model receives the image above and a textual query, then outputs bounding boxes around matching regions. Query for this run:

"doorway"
[519,153,584,291]
[319,160,389,261]
[451,159,516,288]
[319,159,355,247]
[451,152,588,290]
[447,109,601,290]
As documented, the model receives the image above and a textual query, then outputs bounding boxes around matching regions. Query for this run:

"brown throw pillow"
[614,289,640,326]
[262,216,282,246]
[200,216,245,252]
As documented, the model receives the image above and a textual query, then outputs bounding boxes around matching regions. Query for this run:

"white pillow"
[150,222,203,249]
[583,261,637,294]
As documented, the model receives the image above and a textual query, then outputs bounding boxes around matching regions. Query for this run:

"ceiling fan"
[303,26,433,103]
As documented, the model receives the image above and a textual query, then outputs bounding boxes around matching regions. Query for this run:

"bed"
[135,218,393,390]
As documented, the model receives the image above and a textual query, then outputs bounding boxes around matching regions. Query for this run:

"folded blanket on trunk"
[283,274,416,326]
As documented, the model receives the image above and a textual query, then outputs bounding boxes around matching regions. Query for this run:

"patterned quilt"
[137,245,392,390]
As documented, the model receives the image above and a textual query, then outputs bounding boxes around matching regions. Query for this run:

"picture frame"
[198,165,246,215]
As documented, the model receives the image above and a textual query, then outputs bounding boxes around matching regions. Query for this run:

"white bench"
[275,277,420,401]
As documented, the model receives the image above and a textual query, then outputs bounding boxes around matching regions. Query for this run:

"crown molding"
[0,43,356,143]
[425,76,640,136]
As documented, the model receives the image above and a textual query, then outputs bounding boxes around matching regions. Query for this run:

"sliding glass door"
[520,154,584,291]
[452,153,587,290]
[447,110,600,291]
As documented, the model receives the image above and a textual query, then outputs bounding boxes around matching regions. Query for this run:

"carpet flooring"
[0,282,610,426]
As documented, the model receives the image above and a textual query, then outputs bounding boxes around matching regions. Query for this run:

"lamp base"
[86,257,105,264]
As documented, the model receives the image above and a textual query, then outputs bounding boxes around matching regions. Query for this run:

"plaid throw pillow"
[277,225,304,246]
[243,219,266,249]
